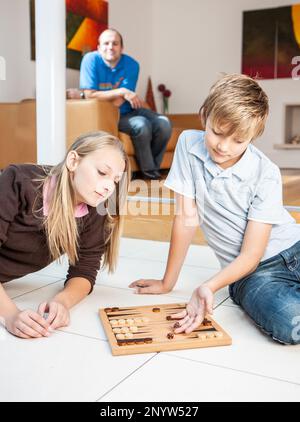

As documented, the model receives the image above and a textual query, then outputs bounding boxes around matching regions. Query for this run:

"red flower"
[158,84,166,92]
[163,89,172,98]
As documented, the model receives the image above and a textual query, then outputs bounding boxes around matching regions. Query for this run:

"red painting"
[242,4,300,79]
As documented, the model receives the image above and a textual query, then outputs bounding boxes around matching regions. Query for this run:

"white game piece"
[130,326,138,332]
[121,327,129,334]
[126,319,134,325]
[197,333,206,340]
[116,334,125,340]
[118,319,126,325]
[125,332,133,339]
[113,328,121,334]
[110,319,118,326]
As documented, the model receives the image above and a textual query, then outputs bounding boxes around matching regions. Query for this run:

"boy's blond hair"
[200,74,269,141]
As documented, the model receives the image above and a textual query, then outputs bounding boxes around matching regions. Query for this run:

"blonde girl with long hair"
[0,131,130,339]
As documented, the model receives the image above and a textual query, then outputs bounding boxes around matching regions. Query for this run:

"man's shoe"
[141,170,159,180]
[152,170,162,179]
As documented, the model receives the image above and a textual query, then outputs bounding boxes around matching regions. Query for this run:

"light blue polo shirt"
[164,130,300,268]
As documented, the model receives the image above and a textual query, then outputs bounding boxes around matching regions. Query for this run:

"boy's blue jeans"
[229,241,300,345]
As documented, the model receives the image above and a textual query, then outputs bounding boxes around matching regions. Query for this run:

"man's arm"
[80,53,142,107]
[84,87,143,109]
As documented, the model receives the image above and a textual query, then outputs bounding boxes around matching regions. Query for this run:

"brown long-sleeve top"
[0,164,107,292]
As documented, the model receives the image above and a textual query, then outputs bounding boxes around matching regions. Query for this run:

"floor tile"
[34,255,69,279]
[125,239,220,269]
[98,256,227,303]
[3,273,63,299]
[166,305,300,384]
[0,329,154,402]
[98,353,300,402]
[119,237,149,258]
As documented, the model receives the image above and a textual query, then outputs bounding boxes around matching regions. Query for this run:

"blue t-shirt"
[80,51,140,115]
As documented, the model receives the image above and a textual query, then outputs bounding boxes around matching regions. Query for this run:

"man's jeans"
[229,240,300,344]
[118,108,172,172]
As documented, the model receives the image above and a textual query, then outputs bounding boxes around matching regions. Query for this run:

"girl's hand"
[129,279,171,294]
[38,301,70,331]
[5,308,51,339]
[172,285,214,334]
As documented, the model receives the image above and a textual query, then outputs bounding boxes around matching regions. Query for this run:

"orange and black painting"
[242,4,300,79]
[30,0,108,70]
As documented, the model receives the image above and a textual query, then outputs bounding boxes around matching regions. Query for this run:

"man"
[79,28,172,180]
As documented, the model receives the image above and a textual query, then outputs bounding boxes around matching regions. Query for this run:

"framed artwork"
[30,0,108,70]
[242,3,300,79]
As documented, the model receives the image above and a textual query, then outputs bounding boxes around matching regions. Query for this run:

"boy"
[130,74,300,345]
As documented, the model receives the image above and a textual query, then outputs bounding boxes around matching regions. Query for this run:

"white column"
[35,0,66,165]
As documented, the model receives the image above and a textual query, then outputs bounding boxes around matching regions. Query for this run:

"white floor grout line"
[11,278,65,299]
[213,296,231,309]
[55,328,109,343]
[162,353,300,388]
[95,353,159,402]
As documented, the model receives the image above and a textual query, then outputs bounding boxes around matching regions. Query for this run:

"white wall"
[149,0,300,167]
[109,0,300,167]
[0,0,79,102]
[109,0,153,99]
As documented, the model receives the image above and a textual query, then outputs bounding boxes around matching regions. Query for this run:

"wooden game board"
[99,303,232,356]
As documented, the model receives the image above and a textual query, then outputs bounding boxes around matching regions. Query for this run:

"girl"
[0,131,130,339]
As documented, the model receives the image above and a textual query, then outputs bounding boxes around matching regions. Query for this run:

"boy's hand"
[5,308,51,339]
[172,285,214,334]
[38,300,70,331]
[129,279,171,294]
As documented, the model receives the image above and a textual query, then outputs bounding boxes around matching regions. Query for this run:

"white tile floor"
[1,238,300,402]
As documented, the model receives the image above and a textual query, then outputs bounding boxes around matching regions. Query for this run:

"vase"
[163,97,169,114]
